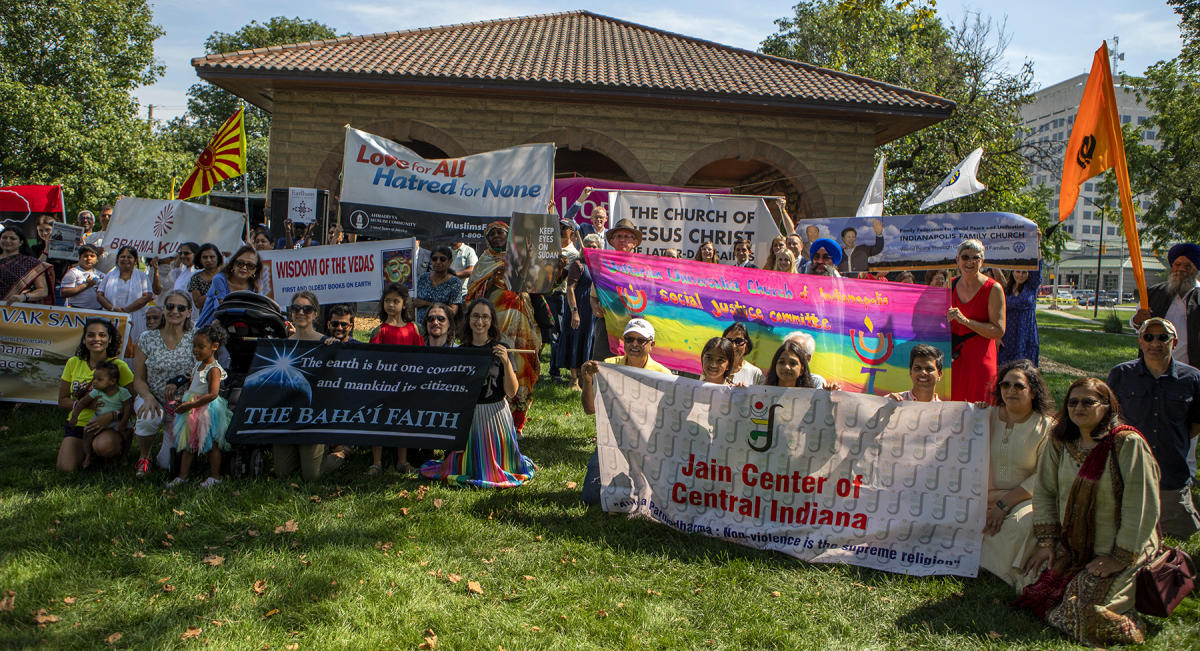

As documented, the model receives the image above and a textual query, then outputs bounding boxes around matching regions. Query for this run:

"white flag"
[855,155,886,217]
[920,147,987,210]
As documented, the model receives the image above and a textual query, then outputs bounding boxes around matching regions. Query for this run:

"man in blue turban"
[1133,242,1200,367]
[805,238,843,277]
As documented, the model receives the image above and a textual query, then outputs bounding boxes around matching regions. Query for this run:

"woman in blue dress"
[555,233,600,389]
[997,267,1040,365]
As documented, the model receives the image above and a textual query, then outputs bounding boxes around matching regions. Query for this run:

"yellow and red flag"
[177,107,246,201]
[1058,42,1148,308]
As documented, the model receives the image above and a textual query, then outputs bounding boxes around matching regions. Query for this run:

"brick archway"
[312,119,469,196]
[524,127,651,183]
[668,138,828,221]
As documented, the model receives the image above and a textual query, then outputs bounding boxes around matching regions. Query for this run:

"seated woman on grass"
[57,319,135,472]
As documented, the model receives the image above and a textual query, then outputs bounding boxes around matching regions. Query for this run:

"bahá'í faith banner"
[339,127,554,249]
[594,365,988,577]
[584,249,951,397]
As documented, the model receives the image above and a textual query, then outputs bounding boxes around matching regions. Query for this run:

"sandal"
[366,464,382,476]
[395,461,416,474]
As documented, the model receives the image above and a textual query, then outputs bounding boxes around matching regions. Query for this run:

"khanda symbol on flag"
[177,107,247,201]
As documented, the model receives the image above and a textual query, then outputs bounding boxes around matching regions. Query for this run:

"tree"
[0,0,185,212]
[1123,0,1200,247]
[165,17,340,195]
[761,1,1066,260]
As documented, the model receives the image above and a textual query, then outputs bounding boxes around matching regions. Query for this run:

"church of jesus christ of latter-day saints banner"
[584,249,952,397]
[606,190,781,264]
[338,126,554,250]
[796,212,1039,273]
[594,365,989,576]
[227,341,492,448]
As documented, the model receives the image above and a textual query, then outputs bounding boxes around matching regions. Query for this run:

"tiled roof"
[193,10,952,114]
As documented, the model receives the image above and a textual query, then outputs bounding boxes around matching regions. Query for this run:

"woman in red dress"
[947,239,1006,403]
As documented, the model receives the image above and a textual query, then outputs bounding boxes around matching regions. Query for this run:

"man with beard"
[1133,243,1200,367]
[805,238,843,277]
[467,221,542,431]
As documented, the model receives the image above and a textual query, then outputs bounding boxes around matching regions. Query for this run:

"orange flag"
[177,107,247,201]
[1058,42,1148,308]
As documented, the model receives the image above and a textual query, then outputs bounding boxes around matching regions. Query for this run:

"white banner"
[595,365,988,577]
[287,187,320,224]
[339,127,554,248]
[105,198,246,259]
[259,238,416,305]
[607,190,782,265]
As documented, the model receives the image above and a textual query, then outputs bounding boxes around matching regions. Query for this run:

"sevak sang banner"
[595,366,988,577]
[228,340,492,448]
[105,198,247,259]
[339,127,554,249]
[607,190,782,265]
[585,249,951,398]
[795,212,1039,273]
[0,304,131,404]
[259,237,416,305]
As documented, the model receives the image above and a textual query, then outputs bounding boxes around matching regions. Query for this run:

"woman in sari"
[1,228,54,305]
[1015,377,1161,646]
[466,222,541,431]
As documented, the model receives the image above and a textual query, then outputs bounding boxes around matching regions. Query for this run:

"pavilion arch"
[312,119,468,195]
[524,127,651,184]
[668,139,829,222]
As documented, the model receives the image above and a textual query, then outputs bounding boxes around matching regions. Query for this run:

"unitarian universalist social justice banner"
[338,127,555,249]
[607,190,782,264]
[227,341,492,448]
[594,366,988,577]
[797,212,1039,273]
[105,197,247,258]
[585,249,951,397]
[0,305,131,404]
[259,237,416,305]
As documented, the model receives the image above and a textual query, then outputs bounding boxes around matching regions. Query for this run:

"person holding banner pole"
[420,298,536,488]
[590,221,642,363]
[947,239,1006,403]
[97,246,154,345]
[558,233,600,390]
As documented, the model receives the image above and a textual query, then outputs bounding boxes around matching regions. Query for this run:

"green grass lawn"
[1,331,1196,649]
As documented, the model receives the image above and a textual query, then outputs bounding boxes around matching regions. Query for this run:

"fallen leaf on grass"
[399,507,410,516]
[105,632,123,644]
[419,629,438,649]
[202,555,225,567]
[565,481,578,489]
[157,577,171,583]
[850,582,874,592]
[432,499,444,509]
[253,580,267,595]
[172,509,185,516]
[770,591,781,598]
[0,590,13,612]
[162,584,176,592]
[248,529,260,537]
[446,574,462,584]
[62,596,77,605]
[286,644,299,650]
[988,631,1002,640]
[263,609,279,618]
[529,626,541,632]
[596,609,609,618]
[309,495,321,503]
[646,589,661,596]
[274,520,298,534]
[33,609,59,626]
[534,535,543,541]
[131,551,146,558]
[522,575,535,582]
[181,626,202,640]
[466,581,483,595]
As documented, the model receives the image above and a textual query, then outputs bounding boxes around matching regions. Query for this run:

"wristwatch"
[995,499,1011,513]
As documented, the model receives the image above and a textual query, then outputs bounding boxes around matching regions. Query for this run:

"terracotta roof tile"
[194,11,952,113]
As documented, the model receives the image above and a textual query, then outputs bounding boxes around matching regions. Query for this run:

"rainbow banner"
[584,249,952,397]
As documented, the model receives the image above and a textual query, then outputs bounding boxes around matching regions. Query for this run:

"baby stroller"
[213,291,289,478]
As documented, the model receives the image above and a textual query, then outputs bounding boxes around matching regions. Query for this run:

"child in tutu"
[167,325,232,487]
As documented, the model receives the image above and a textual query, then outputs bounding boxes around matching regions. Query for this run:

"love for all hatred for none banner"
[595,365,988,576]
[259,237,416,305]
[0,304,131,404]
[585,249,952,398]
[228,341,492,448]
[505,212,561,295]
[796,212,1040,274]
[105,197,247,259]
[339,127,555,249]
[607,190,782,264]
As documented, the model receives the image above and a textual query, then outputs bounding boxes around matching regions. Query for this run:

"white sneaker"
[199,477,222,488]
[166,477,185,488]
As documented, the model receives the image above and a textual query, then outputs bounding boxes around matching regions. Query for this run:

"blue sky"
[138,1,1185,121]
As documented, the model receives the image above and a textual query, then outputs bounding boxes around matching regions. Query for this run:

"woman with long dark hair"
[188,244,224,311]
[0,228,53,305]
[998,268,1042,365]
[97,245,154,345]
[56,318,135,472]
[195,245,262,328]
[764,341,816,388]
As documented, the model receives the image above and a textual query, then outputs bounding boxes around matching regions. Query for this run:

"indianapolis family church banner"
[228,341,492,448]
[797,212,1040,273]
[339,127,554,249]
[105,198,247,259]
[595,366,988,577]
[0,305,131,404]
[259,237,416,305]
[585,249,952,397]
[607,190,781,264]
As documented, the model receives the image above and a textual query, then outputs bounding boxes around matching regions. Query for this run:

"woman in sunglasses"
[130,290,197,477]
[287,291,332,343]
[722,322,763,385]
[1015,377,1160,646]
[196,245,262,328]
[413,246,463,330]
[946,239,1006,403]
[422,303,456,347]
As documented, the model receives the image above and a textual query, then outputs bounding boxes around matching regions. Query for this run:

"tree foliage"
[0,0,186,213]
[164,17,340,194]
[1123,0,1200,247]
[761,0,1066,260]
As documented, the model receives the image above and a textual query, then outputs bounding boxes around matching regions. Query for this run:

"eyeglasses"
[622,336,651,346]
[1141,333,1172,343]
[470,314,491,321]
[426,315,448,323]
[233,259,256,270]
[959,254,982,261]
[726,337,748,347]
[1067,398,1106,409]
[163,303,189,313]
[999,381,1028,391]
[289,305,316,315]
[328,320,352,329]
